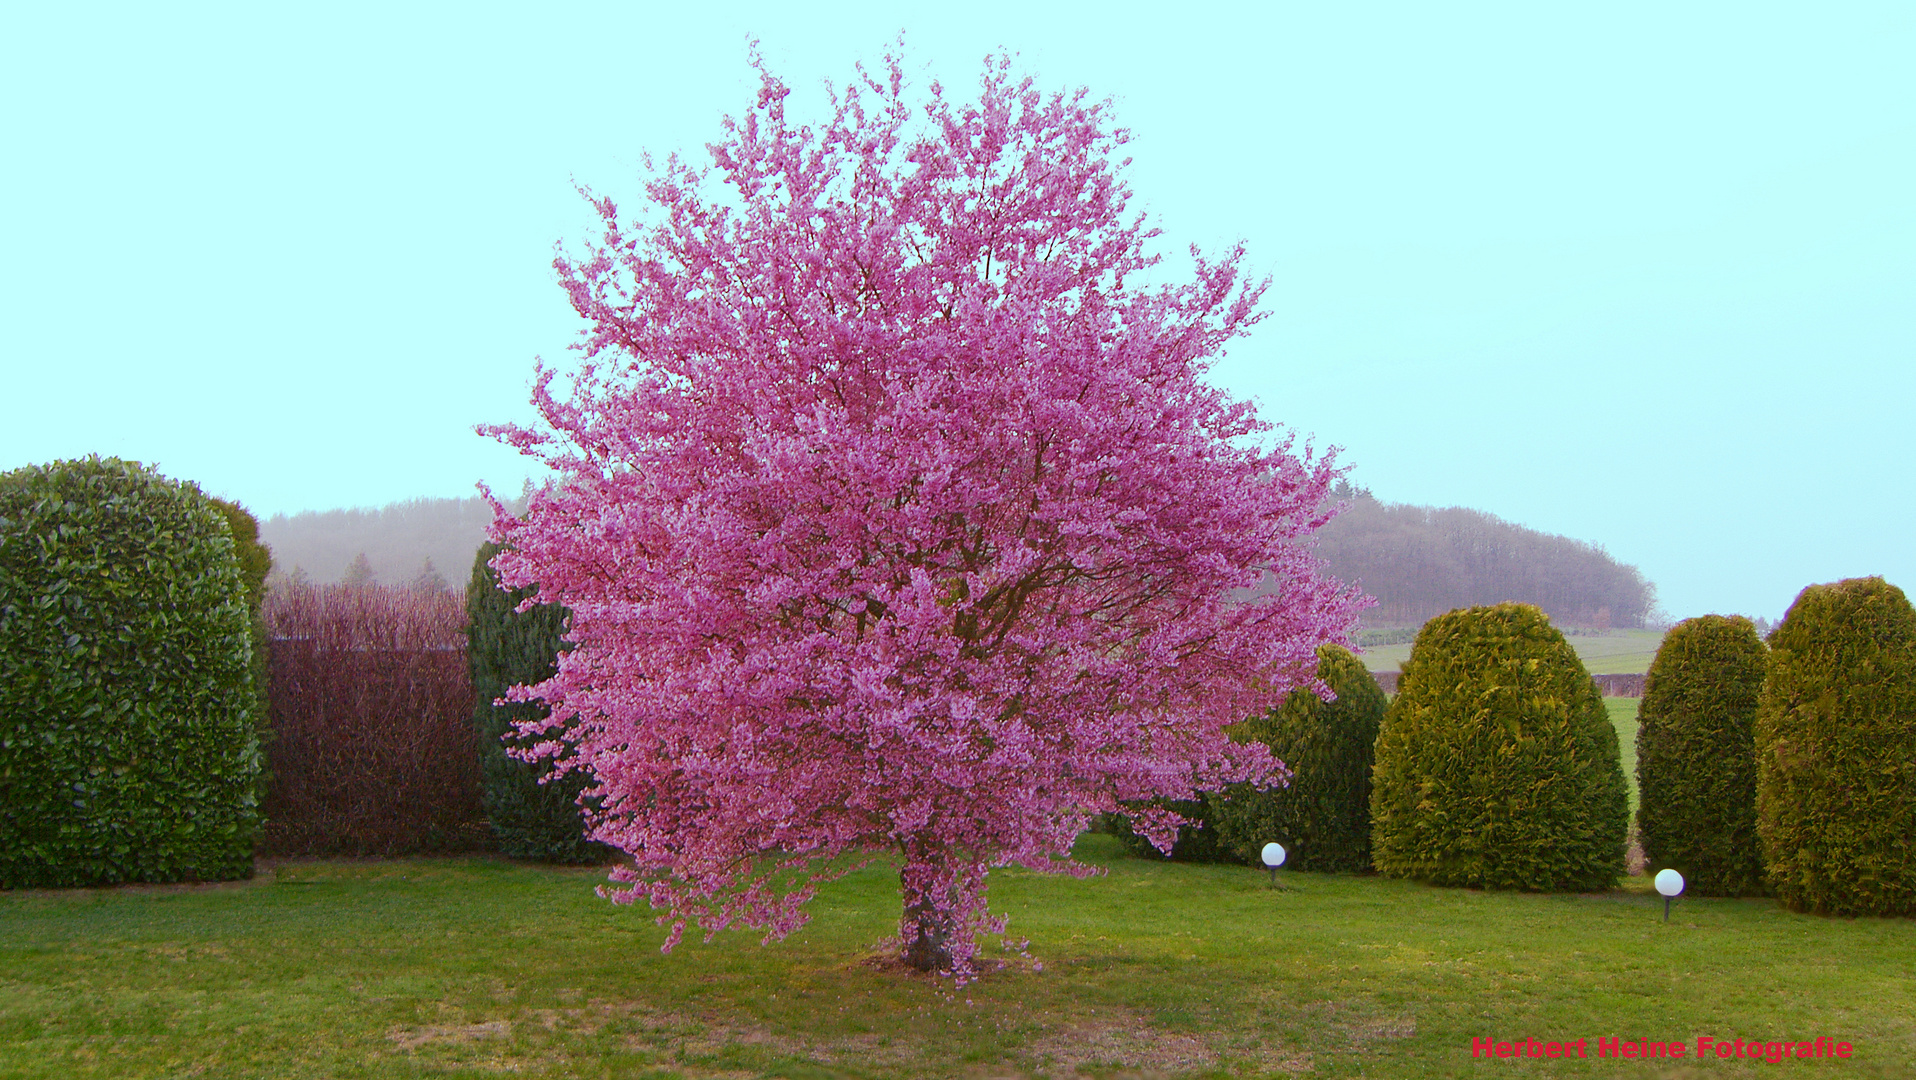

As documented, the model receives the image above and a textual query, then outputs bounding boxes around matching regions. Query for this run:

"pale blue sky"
[3,2,1910,621]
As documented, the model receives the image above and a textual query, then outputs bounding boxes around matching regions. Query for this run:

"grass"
[4,826,1912,1079]
[1608,696,1641,817]
[1361,628,1666,675]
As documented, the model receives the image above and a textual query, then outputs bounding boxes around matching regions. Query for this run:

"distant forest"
[1314,486,1656,629]
[258,496,521,592]
[258,487,1656,630]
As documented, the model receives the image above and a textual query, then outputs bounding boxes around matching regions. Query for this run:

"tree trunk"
[901,897,955,972]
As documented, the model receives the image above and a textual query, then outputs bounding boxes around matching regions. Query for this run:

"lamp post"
[1654,868,1685,923]
[1261,842,1287,890]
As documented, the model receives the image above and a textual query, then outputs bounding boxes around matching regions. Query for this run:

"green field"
[5,766,1911,1080]
[1362,628,1666,675]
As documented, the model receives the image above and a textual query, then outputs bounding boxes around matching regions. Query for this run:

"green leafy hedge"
[466,541,605,863]
[1635,615,1768,896]
[1371,603,1628,891]
[0,457,261,888]
[1213,644,1384,872]
[1756,577,1916,916]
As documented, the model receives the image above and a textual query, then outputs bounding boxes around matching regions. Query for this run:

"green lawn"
[1362,628,1666,675]
[1608,696,1641,817]
[4,826,1911,1078]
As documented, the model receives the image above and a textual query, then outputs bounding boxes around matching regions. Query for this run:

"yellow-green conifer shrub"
[1635,615,1768,896]
[1371,603,1628,891]
[1757,577,1916,916]
[207,498,274,803]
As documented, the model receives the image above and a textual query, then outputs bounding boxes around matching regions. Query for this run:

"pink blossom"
[479,47,1364,979]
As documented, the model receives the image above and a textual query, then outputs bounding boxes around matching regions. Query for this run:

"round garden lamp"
[1261,842,1287,890]
[1654,868,1685,922]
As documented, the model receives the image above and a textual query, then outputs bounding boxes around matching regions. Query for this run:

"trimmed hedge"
[261,582,483,856]
[1371,603,1628,891]
[466,541,605,863]
[1213,644,1385,872]
[1756,577,1916,916]
[0,457,261,888]
[1635,615,1768,896]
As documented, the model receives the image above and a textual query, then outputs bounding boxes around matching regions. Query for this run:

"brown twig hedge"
[261,582,486,856]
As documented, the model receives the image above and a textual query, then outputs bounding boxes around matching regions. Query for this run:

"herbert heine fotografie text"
[1473,1036,1854,1063]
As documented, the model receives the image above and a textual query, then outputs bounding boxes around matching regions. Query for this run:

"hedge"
[1212,644,1385,872]
[0,457,260,888]
[1371,602,1628,891]
[1756,577,1916,916]
[260,582,484,856]
[1635,615,1768,896]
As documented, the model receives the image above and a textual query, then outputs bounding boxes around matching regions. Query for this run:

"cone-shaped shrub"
[467,541,605,863]
[206,498,273,610]
[0,457,261,888]
[1757,577,1916,916]
[1635,615,1768,896]
[207,497,275,800]
[1213,644,1384,872]
[1372,603,1628,891]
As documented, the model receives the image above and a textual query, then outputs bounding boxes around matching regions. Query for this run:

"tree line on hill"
[258,494,524,593]
[1312,483,1657,629]
[258,485,1657,631]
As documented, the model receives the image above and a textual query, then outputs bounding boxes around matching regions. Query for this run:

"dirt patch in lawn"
[390,994,1316,1077]
[388,1019,512,1051]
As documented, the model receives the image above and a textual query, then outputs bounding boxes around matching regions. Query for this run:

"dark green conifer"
[1635,615,1768,896]
[1104,796,1235,863]
[466,541,605,862]
[1213,644,1385,872]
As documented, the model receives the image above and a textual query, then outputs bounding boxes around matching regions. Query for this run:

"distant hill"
[258,487,1657,633]
[259,496,520,589]
[1314,486,1656,630]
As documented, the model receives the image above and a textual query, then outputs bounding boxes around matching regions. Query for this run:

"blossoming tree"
[481,51,1363,977]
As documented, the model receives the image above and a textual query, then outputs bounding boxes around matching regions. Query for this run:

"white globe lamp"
[1654,868,1685,922]
[1261,842,1287,889]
